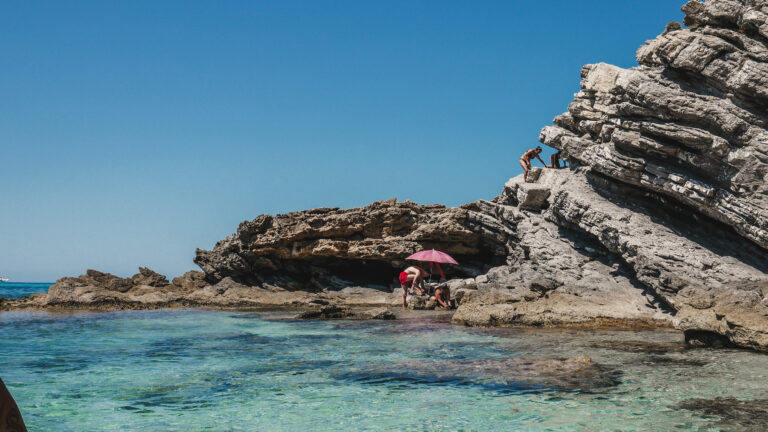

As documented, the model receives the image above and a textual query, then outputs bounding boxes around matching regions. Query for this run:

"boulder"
[517,185,551,210]
[0,378,27,431]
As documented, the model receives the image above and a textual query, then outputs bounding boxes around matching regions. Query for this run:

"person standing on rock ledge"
[520,146,547,182]
[399,266,430,309]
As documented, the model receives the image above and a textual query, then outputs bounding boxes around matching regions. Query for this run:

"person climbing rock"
[549,150,568,169]
[399,266,430,309]
[519,146,547,181]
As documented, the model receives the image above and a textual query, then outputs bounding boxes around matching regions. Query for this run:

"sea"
[0,282,52,299]
[2,309,767,431]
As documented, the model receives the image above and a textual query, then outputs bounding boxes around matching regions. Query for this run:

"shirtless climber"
[550,150,568,169]
[399,266,430,309]
[520,146,547,182]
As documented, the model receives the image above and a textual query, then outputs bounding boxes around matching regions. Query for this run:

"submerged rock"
[296,306,396,320]
[359,307,397,320]
[675,397,768,431]
[336,355,621,393]
[296,305,356,320]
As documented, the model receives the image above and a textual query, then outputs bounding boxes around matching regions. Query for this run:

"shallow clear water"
[2,309,767,431]
[0,282,52,298]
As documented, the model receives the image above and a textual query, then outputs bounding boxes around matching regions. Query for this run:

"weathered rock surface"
[194,199,512,289]
[528,0,768,349]
[25,269,401,310]
[540,0,768,251]
[296,305,396,320]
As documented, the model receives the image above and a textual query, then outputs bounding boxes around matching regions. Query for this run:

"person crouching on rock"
[520,146,547,182]
[549,150,568,169]
[399,266,430,309]
[430,283,452,310]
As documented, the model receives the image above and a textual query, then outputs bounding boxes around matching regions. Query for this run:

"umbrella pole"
[429,262,434,283]
[436,262,446,280]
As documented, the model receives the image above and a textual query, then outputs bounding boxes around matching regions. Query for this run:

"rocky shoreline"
[4,0,768,351]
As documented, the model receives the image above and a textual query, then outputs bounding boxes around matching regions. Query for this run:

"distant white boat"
[0,277,8,283]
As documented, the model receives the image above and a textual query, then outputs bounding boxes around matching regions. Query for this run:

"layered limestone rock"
[539,0,768,251]
[529,0,768,349]
[194,199,512,289]
[455,169,768,349]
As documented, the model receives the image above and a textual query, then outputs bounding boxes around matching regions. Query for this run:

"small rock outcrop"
[44,268,190,307]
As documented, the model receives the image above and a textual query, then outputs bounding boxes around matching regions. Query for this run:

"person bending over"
[399,266,430,309]
[519,146,547,182]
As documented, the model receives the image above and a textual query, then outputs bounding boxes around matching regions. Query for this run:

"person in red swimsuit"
[399,266,429,309]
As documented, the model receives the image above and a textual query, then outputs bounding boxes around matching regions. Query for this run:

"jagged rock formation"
[529,0,768,349]
[42,268,207,307]
[194,199,512,289]
[11,268,402,310]
[540,0,768,250]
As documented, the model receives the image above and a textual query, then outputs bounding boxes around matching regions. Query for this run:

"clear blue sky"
[1,0,687,282]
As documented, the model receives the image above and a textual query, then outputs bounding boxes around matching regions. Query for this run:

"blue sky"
[1,0,687,282]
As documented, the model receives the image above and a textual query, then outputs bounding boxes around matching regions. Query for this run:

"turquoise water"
[0,282,52,298]
[2,309,768,431]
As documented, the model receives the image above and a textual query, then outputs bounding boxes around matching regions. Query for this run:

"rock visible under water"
[296,306,396,320]
[675,397,768,432]
[336,355,621,393]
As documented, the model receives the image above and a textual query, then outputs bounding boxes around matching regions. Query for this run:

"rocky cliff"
[19,0,768,351]
[191,0,768,350]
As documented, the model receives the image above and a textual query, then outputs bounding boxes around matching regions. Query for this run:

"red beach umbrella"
[406,249,458,264]
[406,249,458,280]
